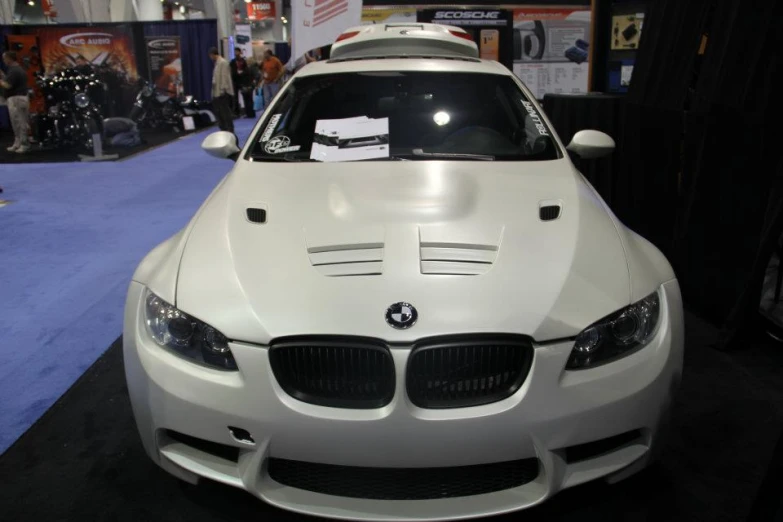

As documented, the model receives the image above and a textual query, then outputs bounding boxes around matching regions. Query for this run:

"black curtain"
[625,0,713,110]
[670,0,783,345]
[141,20,218,102]
[544,0,783,346]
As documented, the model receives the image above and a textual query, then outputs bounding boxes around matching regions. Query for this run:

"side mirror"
[201,131,240,160]
[566,130,615,159]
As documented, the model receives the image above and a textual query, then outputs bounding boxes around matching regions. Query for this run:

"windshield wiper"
[409,149,495,161]
[248,154,311,162]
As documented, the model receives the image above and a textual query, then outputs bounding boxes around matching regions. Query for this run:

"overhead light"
[433,111,450,126]
[28,0,34,5]
[244,0,251,3]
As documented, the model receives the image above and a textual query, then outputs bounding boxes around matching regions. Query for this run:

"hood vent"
[420,242,498,276]
[246,208,267,223]
[308,243,384,277]
[539,204,561,221]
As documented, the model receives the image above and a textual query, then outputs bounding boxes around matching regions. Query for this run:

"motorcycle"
[31,68,105,151]
[129,79,186,130]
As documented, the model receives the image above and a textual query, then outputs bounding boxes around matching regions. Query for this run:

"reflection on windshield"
[248,71,561,162]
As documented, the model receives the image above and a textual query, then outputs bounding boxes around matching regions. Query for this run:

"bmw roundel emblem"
[386,302,418,329]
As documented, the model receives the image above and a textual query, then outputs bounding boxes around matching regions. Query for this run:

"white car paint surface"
[124,23,684,521]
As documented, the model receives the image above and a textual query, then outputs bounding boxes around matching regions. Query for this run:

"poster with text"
[361,8,417,25]
[512,8,591,99]
[247,1,275,21]
[234,24,253,61]
[37,26,138,81]
[611,13,643,50]
[146,36,182,95]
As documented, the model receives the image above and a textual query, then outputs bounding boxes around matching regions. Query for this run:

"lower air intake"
[267,457,539,500]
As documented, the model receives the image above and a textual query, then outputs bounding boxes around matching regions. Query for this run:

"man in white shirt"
[209,47,234,133]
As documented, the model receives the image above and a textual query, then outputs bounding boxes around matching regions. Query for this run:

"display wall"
[361,3,592,99]
[606,1,647,92]
[1,19,217,116]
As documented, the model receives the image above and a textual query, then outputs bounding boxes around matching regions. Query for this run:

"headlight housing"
[74,92,90,108]
[567,291,661,370]
[143,289,238,371]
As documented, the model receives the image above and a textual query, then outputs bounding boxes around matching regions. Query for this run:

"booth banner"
[42,0,57,17]
[419,9,512,66]
[425,9,507,27]
[361,8,416,25]
[37,26,138,79]
[235,24,253,59]
[291,0,362,62]
[247,1,275,21]
[512,8,592,99]
[146,36,182,95]
[5,34,45,113]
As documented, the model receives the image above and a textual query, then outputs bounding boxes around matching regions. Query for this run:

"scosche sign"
[59,32,114,48]
[148,39,178,50]
[432,10,506,26]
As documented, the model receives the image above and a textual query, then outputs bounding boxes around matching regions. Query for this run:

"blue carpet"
[0,118,258,453]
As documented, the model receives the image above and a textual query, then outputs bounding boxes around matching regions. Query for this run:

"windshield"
[247,71,561,162]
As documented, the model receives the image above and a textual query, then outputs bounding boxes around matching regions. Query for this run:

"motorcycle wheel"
[129,105,144,123]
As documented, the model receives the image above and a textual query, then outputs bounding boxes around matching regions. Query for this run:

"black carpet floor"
[2,312,783,522]
[0,126,211,164]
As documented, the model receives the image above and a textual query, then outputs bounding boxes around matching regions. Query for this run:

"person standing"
[261,49,284,107]
[208,47,234,133]
[0,51,31,154]
[230,48,255,119]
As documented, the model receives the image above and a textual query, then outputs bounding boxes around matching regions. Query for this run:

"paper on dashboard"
[311,116,390,162]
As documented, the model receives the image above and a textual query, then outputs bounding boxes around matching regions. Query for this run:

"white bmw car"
[124,24,684,521]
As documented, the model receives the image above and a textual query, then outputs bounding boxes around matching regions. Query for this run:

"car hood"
[176,159,631,344]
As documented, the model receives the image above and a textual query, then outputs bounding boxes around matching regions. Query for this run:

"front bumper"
[123,280,684,521]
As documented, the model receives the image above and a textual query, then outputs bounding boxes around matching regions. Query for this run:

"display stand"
[78,133,119,162]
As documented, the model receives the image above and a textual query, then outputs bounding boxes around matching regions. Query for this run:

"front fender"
[131,171,233,305]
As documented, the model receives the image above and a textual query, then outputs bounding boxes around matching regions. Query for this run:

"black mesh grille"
[539,205,561,221]
[406,336,533,408]
[267,457,539,500]
[268,338,395,408]
[246,208,266,223]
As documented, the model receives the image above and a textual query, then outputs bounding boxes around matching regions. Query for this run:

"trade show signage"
[429,10,506,27]
[361,8,417,25]
[512,7,592,99]
[145,36,183,95]
[37,26,138,79]
[419,9,512,67]
[42,0,57,18]
[247,2,275,21]
[291,0,361,61]
[235,24,253,59]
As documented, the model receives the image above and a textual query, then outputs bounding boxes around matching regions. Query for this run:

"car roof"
[330,22,478,61]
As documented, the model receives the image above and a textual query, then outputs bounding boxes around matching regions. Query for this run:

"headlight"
[143,289,237,370]
[74,92,90,108]
[567,291,661,370]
